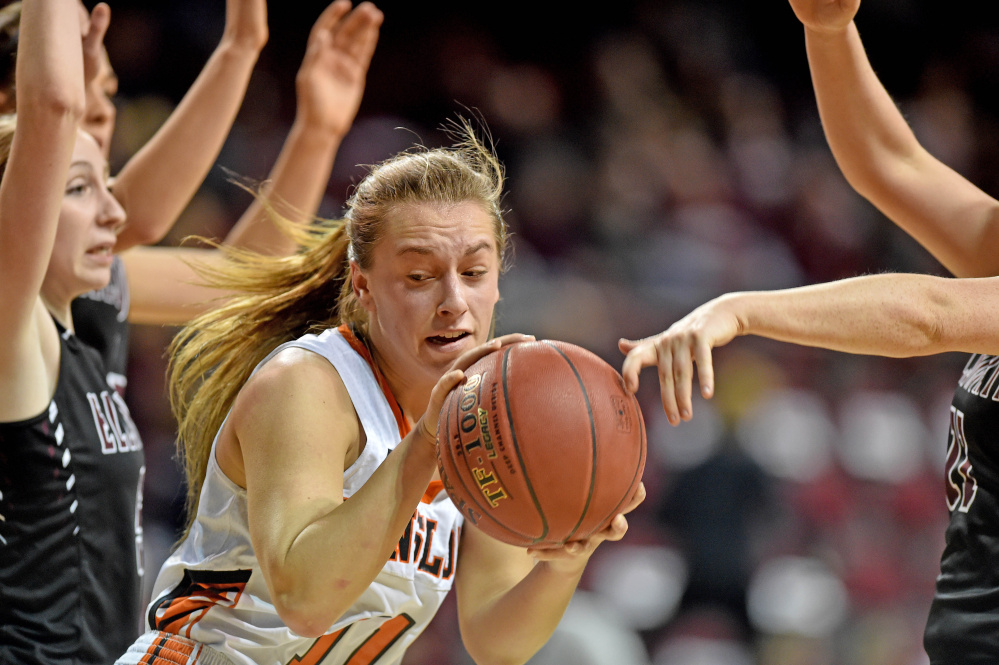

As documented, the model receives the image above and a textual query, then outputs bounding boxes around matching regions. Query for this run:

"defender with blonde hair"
[117,124,644,665]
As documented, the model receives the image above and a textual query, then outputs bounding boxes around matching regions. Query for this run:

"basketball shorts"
[114,631,235,665]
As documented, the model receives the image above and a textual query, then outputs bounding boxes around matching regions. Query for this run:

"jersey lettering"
[392,517,414,564]
[110,391,142,451]
[388,511,456,580]
[86,390,142,455]
[945,406,979,513]
[288,614,416,665]
[417,518,442,576]
[957,354,999,401]
[87,392,119,453]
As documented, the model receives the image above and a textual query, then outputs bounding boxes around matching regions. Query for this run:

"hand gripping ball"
[436,340,647,547]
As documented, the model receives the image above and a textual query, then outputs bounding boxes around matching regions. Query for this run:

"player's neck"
[40,294,74,334]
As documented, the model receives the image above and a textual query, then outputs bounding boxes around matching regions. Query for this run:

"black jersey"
[0,322,145,665]
[924,353,999,664]
[70,254,130,393]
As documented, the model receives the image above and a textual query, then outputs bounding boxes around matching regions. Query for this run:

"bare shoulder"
[231,345,360,441]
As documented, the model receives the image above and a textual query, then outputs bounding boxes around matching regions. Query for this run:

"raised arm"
[620,273,999,424]
[222,0,382,255]
[0,0,84,412]
[790,0,999,277]
[109,0,267,252]
[121,1,382,326]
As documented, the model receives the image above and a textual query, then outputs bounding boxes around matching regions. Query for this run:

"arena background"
[80,0,999,663]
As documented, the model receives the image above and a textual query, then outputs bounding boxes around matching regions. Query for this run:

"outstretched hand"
[619,298,742,425]
[414,333,536,451]
[295,0,383,138]
[787,0,861,34]
[80,2,110,85]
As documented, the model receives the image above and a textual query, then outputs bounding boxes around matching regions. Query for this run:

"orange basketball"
[435,340,646,547]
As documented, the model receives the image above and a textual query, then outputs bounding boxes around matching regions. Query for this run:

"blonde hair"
[169,120,508,527]
[0,113,17,176]
[0,3,19,110]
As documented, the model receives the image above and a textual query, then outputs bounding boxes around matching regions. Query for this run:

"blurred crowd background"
[90,0,999,663]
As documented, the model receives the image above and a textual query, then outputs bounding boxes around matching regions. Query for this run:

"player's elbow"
[272,588,336,639]
[465,649,535,665]
[268,568,351,639]
[117,213,171,247]
[21,82,85,124]
[463,634,539,665]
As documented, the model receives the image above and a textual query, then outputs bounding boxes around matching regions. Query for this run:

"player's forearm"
[111,39,262,251]
[805,23,923,195]
[729,273,999,358]
[0,0,84,315]
[18,0,85,113]
[805,24,999,277]
[222,117,342,255]
[264,437,437,638]
[461,562,583,665]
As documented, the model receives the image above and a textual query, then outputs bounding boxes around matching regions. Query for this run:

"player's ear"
[351,261,374,312]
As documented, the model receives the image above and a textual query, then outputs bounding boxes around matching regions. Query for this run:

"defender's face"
[44,130,126,301]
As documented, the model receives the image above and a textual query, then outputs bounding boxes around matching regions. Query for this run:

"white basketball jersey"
[146,326,463,665]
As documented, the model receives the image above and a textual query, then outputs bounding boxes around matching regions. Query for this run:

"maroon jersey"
[0,321,145,664]
[924,353,999,664]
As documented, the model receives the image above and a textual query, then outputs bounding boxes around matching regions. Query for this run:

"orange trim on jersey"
[153,579,249,638]
[421,480,444,504]
[338,324,411,438]
[288,628,347,665]
[345,615,416,665]
[139,632,199,664]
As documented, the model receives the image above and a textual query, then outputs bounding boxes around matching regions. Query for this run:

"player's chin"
[74,265,112,296]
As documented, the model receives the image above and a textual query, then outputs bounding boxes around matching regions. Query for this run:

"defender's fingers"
[332,1,384,60]
[693,339,715,399]
[83,3,111,51]
[621,341,656,393]
[671,342,695,421]
[655,343,681,424]
[310,0,352,41]
[618,337,639,353]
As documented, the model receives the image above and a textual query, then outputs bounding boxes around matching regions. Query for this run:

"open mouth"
[427,331,471,346]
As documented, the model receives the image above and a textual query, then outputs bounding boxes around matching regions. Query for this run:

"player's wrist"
[802,20,853,40]
[218,30,268,59]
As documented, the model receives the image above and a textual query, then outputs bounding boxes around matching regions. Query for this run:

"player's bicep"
[232,348,360,573]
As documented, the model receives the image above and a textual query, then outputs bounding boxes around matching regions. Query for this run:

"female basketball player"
[114,124,645,665]
[788,1,999,661]
[0,2,140,662]
[0,0,381,387]
[0,1,382,663]
[622,3,999,661]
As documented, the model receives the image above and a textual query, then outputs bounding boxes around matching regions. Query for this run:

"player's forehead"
[378,201,498,260]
